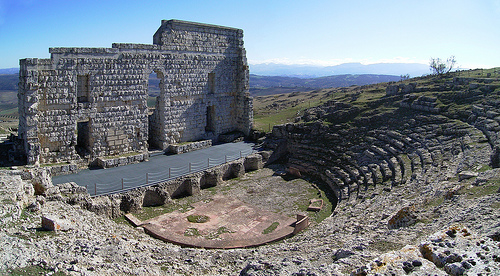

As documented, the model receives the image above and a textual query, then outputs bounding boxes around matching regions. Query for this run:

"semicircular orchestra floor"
[127,195,299,249]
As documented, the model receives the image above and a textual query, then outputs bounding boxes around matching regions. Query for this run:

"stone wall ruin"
[18,19,252,165]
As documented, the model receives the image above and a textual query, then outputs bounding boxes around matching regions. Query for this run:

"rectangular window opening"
[208,72,215,94]
[77,75,90,103]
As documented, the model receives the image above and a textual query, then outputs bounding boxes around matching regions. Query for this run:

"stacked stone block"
[18,20,252,165]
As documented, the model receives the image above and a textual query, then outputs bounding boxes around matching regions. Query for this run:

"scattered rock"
[458,171,478,181]
[387,206,418,229]
[41,215,73,231]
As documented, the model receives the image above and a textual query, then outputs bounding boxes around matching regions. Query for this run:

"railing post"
[225,155,227,163]
[94,183,97,196]
[240,151,242,158]
[146,173,149,185]
[208,158,210,168]
[169,167,171,178]
[189,162,192,173]
[122,178,124,190]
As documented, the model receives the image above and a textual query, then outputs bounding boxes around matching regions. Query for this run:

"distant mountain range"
[249,62,430,78]
[249,74,401,96]
[0,68,19,75]
[0,73,18,90]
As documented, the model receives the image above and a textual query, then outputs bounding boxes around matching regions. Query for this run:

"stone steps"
[275,112,487,202]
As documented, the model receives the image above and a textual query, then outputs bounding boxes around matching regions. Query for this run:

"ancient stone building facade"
[18,20,252,165]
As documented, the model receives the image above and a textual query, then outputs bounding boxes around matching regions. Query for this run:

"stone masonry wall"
[18,20,252,165]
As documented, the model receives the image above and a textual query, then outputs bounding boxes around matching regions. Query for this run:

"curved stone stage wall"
[45,152,270,218]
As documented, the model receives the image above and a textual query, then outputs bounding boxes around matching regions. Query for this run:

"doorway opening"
[76,120,91,158]
[148,70,164,150]
[206,105,216,132]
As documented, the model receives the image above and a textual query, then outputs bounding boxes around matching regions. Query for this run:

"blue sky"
[0,0,499,70]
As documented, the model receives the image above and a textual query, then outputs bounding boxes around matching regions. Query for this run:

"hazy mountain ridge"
[250,73,401,96]
[0,68,19,75]
[0,73,18,91]
[250,62,429,78]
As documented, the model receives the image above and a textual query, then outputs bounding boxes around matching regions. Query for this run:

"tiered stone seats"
[271,104,494,203]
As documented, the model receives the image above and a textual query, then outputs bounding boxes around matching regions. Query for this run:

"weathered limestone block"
[401,83,417,93]
[200,169,222,188]
[42,215,73,231]
[222,160,245,180]
[257,150,272,164]
[95,153,148,169]
[168,140,212,154]
[30,168,53,196]
[142,186,170,207]
[120,189,145,213]
[458,170,478,181]
[82,196,115,218]
[243,153,263,172]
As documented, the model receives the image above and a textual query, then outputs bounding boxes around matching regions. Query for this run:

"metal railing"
[87,148,255,197]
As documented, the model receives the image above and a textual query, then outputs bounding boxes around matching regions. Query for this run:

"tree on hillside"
[429,56,456,75]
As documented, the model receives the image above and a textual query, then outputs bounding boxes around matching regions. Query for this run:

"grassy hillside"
[252,68,500,131]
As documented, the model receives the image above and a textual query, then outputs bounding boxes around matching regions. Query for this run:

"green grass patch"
[459,180,500,199]
[41,162,69,167]
[187,214,210,223]
[206,226,233,239]
[204,186,218,195]
[262,222,279,234]
[4,266,68,276]
[113,215,128,225]
[184,227,200,237]
[353,90,385,105]
[425,196,444,208]
[292,180,335,224]
[253,99,323,131]
[133,203,193,221]
[477,164,492,173]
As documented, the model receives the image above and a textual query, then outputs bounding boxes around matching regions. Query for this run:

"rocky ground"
[1,160,499,275]
[1,71,500,275]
